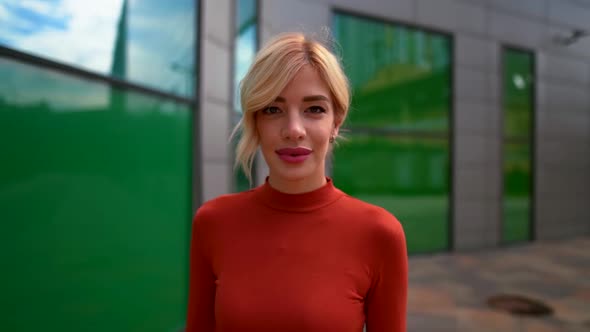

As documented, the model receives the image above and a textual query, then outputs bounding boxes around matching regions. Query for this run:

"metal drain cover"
[487,294,553,316]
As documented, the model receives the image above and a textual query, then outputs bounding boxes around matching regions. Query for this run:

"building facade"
[203,0,590,251]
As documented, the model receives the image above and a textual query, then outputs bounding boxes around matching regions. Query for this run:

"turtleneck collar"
[254,177,344,212]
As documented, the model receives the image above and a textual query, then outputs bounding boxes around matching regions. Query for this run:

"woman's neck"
[267,173,327,194]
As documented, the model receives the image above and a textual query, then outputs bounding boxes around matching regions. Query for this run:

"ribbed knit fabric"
[186,178,407,332]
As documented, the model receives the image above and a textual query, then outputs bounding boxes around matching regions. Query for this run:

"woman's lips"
[276,147,312,164]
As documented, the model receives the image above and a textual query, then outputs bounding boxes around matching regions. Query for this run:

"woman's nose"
[281,112,305,141]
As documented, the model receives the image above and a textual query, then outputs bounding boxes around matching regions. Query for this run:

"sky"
[0,0,123,73]
[0,0,196,100]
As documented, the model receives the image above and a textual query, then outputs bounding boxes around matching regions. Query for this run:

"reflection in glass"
[334,14,451,132]
[503,143,531,243]
[0,0,196,97]
[233,0,257,192]
[334,135,449,252]
[502,49,533,244]
[503,51,533,139]
[334,13,451,253]
[0,57,191,332]
[234,0,257,114]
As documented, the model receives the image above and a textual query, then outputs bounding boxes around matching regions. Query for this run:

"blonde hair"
[231,32,351,182]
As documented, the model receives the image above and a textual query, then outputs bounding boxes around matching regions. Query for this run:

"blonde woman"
[186,32,407,332]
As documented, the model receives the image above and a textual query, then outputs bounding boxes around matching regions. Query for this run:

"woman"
[186,32,407,332]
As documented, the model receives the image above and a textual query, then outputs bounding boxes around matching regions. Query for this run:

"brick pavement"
[407,236,590,332]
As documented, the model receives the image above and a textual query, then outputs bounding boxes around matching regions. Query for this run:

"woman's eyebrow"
[274,95,330,102]
[302,95,329,102]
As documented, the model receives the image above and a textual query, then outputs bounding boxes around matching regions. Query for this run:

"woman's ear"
[332,126,340,138]
[333,115,343,137]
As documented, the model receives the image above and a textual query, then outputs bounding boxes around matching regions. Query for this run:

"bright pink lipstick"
[275,147,312,163]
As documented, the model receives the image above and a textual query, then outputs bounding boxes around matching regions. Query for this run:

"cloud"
[7,0,67,18]
[126,9,195,95]
[0,4,9,20]
[2,0,197,96]
[2,0,123,72]
[0,4,39,41]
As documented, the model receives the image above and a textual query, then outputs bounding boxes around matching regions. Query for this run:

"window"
[0,57,192,331]
[502,47,534,244]
[232,0,258,191]
[333,12,452,253]
[0,1,198,330]
[0,0,196,97]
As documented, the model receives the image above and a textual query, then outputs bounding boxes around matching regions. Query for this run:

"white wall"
[199,0,233,204]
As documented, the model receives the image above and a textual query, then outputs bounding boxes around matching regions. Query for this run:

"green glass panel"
[232,132,252,192]
[502,48,533,244]
[503,143,531,243]
[333,135,449,253]
[0,58,191,331]
[233,0,258,191]
[234,165,251,192]
[334,14,451,133]
[237,0,257,36]
[504,143,531,196]
[333,14,451,253]
[0,0,196,97]
[234,0,258,113]
[503,50,533,139]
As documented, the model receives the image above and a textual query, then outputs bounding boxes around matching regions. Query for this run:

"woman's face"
[256,65,340,189]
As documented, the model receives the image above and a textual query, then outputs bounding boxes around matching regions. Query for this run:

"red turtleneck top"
[186,179,407,332]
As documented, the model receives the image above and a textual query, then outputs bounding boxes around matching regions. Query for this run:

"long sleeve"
[186,210,216,332]
[365,218,408,332]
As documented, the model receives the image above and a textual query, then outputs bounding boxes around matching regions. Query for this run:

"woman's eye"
[263,106,280,114]
[307,106,326,114]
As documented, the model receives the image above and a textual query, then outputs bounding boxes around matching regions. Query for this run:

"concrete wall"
[198,0,233,205]
[201,0,590,251]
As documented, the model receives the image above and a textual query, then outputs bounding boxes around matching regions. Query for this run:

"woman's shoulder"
[193,189,256,223]
[337,194,407,256]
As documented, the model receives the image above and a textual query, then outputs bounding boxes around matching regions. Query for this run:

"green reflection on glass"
[502,49,533,244]
[333,14,451,253]
[334,135,449,253]
[503,50,533,138]
[0,0,196,97]
[233,0,257,191]
[232,131,252,192]
[234,0,257,114]
[0,58,191,331]
[503,143,531,243]
[334,14,451,133]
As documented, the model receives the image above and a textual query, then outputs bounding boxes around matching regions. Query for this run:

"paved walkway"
[407,236,590,332]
